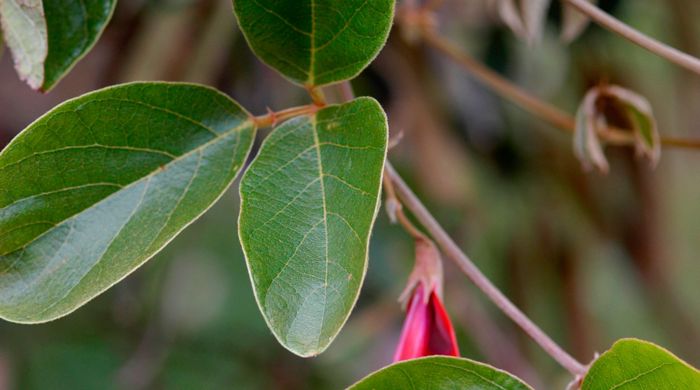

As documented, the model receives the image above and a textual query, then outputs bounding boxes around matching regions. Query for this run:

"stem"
[382,168,429,241]
[564,0,700,76]
[252,104,318,128]
[418,24,700,150]
[337,81,356,102]
[339,73,585,375]
[384,162,588,377]
[421,28,574,131]
[306,85,328,107]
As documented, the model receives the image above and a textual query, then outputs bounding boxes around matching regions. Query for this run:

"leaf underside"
[233,0,394,87]
[582,339,700,390]
[0,0,115,91]
[349,356,534,390]
[239,97,387,356]
[0,82,256,323]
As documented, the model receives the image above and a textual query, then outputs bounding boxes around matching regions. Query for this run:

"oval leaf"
[239,97,387,356]
[233,0,394,87]
[0,0,115,91]
[0,82,256,323]
[583,338,700,389]
[349,356,533,390]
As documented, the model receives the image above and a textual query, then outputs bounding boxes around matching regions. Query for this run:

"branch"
[384,162,588,377]
[564,0,700,76]
[409,17,700,150]
[336,80,585,375]
[251,104,318,128]
[382,168,430,242]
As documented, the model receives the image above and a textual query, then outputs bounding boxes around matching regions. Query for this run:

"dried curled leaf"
[603,86,660,164]
[561,0,596,43]
[573,85,660,173]
[490,0,551,44]
[574,88,609,173]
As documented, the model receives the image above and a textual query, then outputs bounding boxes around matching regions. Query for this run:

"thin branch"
[421,27,574,131]
[339,79,585,375]
[337,81,356,102]
[252,104,318,128]
[306,85,328,106]
[564,0,700,76]
[382,168,430,241]
[384,162,588,377]
[410,18,700,150]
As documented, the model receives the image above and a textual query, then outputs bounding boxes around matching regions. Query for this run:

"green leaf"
[0,82,256,323]
[583,338,700,390]
[349,356,534,390]
[0,0,115,91]
[239,97,387,356]
[233,0,394,87]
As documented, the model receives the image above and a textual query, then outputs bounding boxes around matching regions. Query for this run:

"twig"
[412,19,700,150]
[338,79,586,375]
[384,162,588,377]
[306,85,327,107]
[252,105,318,128]
[382,168,429,241]
[421,28,573,131]
[337,81,356,102]
[564,0,700,76]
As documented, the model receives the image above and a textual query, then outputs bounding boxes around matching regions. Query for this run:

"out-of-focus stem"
[409,16,700,150]
[564,0,700,76]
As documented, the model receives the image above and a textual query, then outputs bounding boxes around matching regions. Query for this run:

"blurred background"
[1,0,700,388]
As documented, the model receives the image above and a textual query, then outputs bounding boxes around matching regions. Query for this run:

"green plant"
[1,0,700,388]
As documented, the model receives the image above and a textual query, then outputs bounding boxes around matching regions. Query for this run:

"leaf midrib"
[607,362,677,390]
[310,114,329,349]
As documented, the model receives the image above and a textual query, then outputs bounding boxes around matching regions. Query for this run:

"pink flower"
[393,239,460,362]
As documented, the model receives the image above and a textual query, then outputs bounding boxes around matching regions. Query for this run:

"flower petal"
[394,284,430,361]
[426,290,460,357]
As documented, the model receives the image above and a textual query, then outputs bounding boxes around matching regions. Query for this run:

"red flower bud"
[393,240,460,362]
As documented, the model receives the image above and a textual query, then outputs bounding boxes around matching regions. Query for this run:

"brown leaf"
[561,0,597,43]
[573,85,660,173]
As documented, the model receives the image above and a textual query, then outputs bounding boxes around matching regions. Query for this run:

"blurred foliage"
[1,0,700,388]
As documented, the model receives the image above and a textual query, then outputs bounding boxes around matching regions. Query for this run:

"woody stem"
[384,162,588,377]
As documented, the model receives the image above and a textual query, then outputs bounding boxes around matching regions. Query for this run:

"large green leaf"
[349,356,534,389]
[232,0,394,87]
[0,0,115,91]
[582,339,700,390]
[239,97,387,356]
[0,82,256,323]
